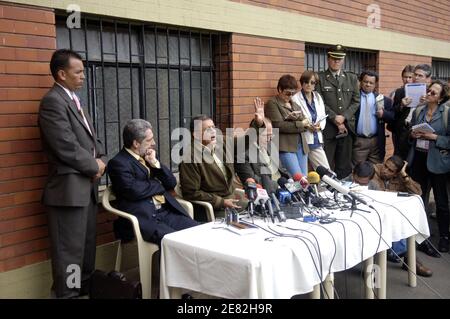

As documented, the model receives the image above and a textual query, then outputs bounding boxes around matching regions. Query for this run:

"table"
[160,190,429,299]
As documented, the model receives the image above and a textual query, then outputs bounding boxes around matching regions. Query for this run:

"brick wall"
[0,3,114,273]
[235,0,450,42]
[230,34,304,129]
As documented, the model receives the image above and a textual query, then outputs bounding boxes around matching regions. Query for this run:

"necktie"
[72,93,93,136]
[363,94,372,137]
[138,157,150,174]
[138,157,165,206]
[335,74,339,82]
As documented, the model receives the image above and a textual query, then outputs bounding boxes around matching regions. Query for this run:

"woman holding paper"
[292,70,330,169]
[410,80,450,253]
[264,74,309,176]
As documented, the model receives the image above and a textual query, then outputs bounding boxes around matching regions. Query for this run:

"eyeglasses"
[282,90,296,97]
[427,89,438,97]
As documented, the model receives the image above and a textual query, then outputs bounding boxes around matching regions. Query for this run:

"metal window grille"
[55,14,231,176]
[305,43,377,75]
[432,59,450,82]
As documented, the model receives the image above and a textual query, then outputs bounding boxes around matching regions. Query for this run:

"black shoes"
[438,236,449,253]
[417,241,441,258]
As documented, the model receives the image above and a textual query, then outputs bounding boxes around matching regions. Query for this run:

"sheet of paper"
[405,83,426,108]
[314,114,328,125]
[412,122,435,133]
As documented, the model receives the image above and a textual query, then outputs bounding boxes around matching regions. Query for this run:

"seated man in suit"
[234,97,291,190]
[108,119,198,245]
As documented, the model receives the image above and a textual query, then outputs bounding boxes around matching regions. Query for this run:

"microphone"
[270,192,286,222]
[244,181,257,218]
[277,177,293,204]
[261,175,276,223]
[294,173,314,194]
[316,168,370,207]
[307,171,320,197]
[316,166,337,180]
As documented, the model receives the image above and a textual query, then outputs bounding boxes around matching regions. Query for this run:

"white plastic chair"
[102,185,194,299]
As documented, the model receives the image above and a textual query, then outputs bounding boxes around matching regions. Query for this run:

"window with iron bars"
[432,59,450,82]
[55,15,231,178]
[305,44,377,76]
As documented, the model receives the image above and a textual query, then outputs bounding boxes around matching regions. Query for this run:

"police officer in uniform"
[316,45,360,179]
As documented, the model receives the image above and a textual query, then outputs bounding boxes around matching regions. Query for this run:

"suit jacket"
[107,148,190,242]
[316,69,360,137]
[264,95,308,152]
[38,84,106,207]
[354,93,395,160]
[234,141,290,189]
[179,141,235,210]
[410,103,450,174]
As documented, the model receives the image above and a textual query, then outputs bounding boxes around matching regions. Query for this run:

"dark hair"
[50,49,83,81]
[299,70,319,85]
[359,70,379,82]
[387,155,404,172]
[190,114,213,132]
[123,119,152,148]
[277,74,298,92]
[414,64,432,78]
[353,161,375,178]
[401,65,415,76]
[429,80,450,104]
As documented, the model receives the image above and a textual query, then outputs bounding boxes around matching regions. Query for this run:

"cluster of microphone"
[244,165,372,223]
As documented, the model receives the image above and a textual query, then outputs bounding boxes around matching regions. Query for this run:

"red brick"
[0,101,40,114]
[0,4,54,25]
[0,152,47,168]
[0,19,55,37]
[0,139,42,155]
[0,127,40,141]
[0,74,53,88]
[0,225,47,246]
[0,88,49,101]
[0,33,56,49]
[0,237,49,261]
[0,176,47,195]
[0,114,38,127]
[0,47,53,62]
[235,0,450,41]
[0,61,50,75]
[0,202,46,221]
[0,189,42,209]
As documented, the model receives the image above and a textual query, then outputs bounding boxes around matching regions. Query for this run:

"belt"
[357,134,376,139]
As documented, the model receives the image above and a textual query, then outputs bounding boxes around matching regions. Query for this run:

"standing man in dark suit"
[316,45,360,179]
[353,71,395,164]
[39,49,107,298]
[107,119,198,245]
[391,64,432,160]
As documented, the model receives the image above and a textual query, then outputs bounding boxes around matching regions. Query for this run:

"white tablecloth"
[160,190,429,299]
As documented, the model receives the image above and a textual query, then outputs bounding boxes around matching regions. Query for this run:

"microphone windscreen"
[316,166,328,178]
[277,177,288,188]
[293,173,303,181]
[307,171,320,184]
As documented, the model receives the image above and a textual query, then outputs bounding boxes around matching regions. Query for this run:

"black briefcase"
[89,270,142,299]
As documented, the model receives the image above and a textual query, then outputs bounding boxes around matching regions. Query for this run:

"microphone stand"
[349,196,372,217]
